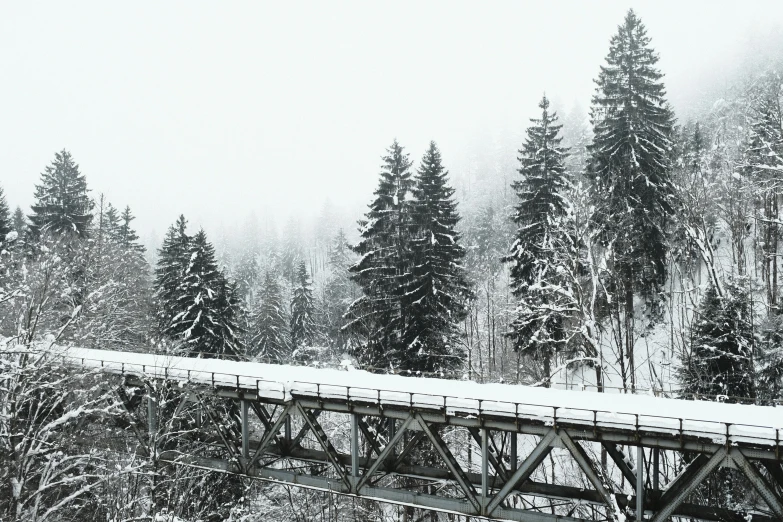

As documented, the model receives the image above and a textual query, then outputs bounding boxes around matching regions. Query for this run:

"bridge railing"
[16,346,777,452]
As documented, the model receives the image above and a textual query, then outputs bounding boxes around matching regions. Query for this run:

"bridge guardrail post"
[481,427,488,515]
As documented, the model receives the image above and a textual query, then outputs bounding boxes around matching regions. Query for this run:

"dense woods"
[2,8,783,522]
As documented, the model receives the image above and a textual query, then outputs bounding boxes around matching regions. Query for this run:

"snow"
[41,344,783,447]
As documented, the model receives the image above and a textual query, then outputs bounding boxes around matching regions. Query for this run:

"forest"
[2,7,783,522]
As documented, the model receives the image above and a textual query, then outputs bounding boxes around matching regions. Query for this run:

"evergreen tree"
[290,260,318,360]
[404,141,471,373]
[0,184,10,240]
[588,9,675,391]
[118,206,143,251]
[505,95,576,384]
[251,271,290,362]
[323,228,356,348]
[28,150,93,238]
[167,229,243,358]
[12,206,26,238]
[346,140,414,370]
[154,215,192,337]
[679,276,755,403]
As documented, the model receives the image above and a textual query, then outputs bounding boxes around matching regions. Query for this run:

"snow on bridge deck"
[41,345,783,449]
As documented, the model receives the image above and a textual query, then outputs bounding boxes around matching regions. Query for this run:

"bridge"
[43,345,783,521]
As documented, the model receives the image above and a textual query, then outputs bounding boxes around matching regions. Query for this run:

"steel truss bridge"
[46,346,783,521]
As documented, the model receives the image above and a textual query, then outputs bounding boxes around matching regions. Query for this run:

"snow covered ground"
[35,344,783,448]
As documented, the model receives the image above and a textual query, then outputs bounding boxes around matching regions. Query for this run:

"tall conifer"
[290,260,317,349]
[28,150,93,238]
[505,95,576,384]
[588,9,675,391]
[346,140,414,370]
[251,271,290,362]
[0,185,10,240]
[405,141,471,373]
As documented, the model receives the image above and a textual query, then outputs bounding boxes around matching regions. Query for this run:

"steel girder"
[123,378,783,522]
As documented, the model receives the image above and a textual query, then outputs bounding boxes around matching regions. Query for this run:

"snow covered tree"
[28,150,93,239]
[322,228,356,348]
[346,139,415,370]
[68,197,152,351]
[118,205,143,251]
[251,270,290,362]
[505,95,577,385]
[154,215,191,337]
[745,78,783,309]
[290,260,318,361]
[0,345,129,522]
[679,276,755,403]
[0,184,10,240]
[167,229,244,358]
[12,206,26,238]
[588,9,676,391]
[403,141,471,373]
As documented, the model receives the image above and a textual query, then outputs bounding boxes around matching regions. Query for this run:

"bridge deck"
[47,345,783,449]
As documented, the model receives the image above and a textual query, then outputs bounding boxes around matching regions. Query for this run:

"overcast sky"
[2,1,782,244]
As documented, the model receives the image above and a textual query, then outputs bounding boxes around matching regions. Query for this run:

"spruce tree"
[290,260,318,359]
[251,271,290,362]
[118,206,143,251]
[346,140,414,370]
[12,206,26,238]
[404,141,471,373]
[154,215,192,337]
[505,95,576,385]
[168,229,243,358]
[28,150,93,238]
[323,229,356,348]
[679,276,755,403]
[0,184,10,240]
[588,9,675,391]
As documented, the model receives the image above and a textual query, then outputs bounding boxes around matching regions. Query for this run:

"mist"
[1,0,782,247]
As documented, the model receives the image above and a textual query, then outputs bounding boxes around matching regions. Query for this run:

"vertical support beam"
[284,415,292,450]
[388,418,396,460]
[481,427,489,514]
[653,448,659,491]
[510,432,517,472]
[636,447,644,522]
[351,413,359,490]
[241,399,250,460]
[147,395,157,436]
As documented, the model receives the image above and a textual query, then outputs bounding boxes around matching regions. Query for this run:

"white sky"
[1,1,782,243]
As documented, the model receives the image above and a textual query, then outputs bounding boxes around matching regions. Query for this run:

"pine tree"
[154,215,192,337]
[588,9,675,391]
[290,260,318,361]
[505,95,576,385]
[167,229,243,358]
[323,229,356,348]
[404,141,471,373]
[0,184,10,240]
[28,150,93,238]
[118,206,143,251]
[346,140,414,370]
[679,276,755,403]
[251,271,290,362]
[12,206,26,238]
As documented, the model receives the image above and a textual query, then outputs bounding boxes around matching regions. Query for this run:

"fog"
[2,0,782,247]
